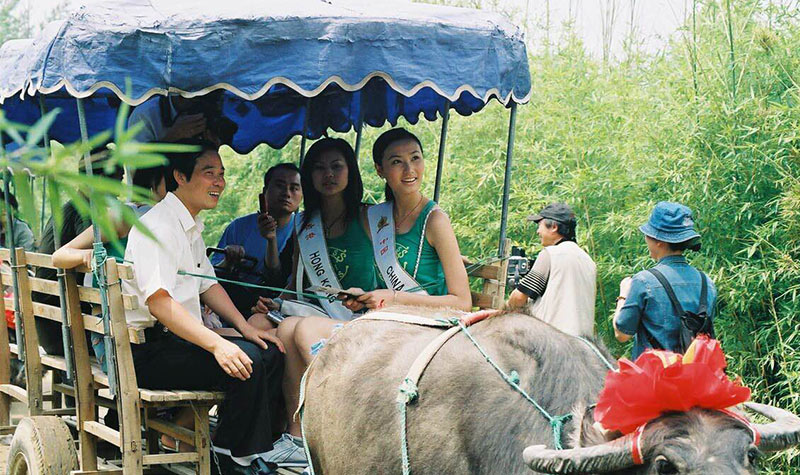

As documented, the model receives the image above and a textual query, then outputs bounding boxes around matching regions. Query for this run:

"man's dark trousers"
[131,328,285,457]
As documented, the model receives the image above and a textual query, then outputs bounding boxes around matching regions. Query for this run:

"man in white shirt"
[506,203,597,337]
[123,140,285,474]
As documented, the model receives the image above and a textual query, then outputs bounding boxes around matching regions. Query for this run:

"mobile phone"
[258,192,268,214]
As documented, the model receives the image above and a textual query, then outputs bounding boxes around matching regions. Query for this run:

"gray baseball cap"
[527,202,577,227]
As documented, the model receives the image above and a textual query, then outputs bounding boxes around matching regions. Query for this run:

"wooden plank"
[466,263,504,281]
[14,249,44,416]
[194,403,211,475]
[0,272,11,286]
[17,250,133,280]
[42,407,76,416]
[105,260,144,474]
[0,383,27,402]
[146,417,196,447]
[28,277,138,310]
[84,420,121,446]
[5,297,145,344]
[64,270,100,472]
[142,453,200,465]
[73,261,134,280]
[470,292,495,310]
[138,389,224,403]
[0,265,11,427]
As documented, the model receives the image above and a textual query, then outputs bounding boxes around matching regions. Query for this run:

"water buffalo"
[301,308,800,474]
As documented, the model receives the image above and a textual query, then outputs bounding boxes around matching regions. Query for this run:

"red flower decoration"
[594,335,751,434]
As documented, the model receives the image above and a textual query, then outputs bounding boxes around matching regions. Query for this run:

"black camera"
[506,246,532,288]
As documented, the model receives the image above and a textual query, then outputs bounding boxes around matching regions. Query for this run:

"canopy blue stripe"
[0,0,531,152]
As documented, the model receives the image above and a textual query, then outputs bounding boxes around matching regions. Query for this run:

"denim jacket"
[616,255,717,359]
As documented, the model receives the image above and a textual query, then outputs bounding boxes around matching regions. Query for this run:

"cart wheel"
[6,417,78,475]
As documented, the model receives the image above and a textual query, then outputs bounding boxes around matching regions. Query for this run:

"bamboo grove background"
[1,0,799,471]
[202,1,800,470]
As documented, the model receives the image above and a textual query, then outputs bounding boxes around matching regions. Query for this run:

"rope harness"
[298,310,617,475]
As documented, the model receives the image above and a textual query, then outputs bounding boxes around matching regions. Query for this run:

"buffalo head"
[523,402,800,474]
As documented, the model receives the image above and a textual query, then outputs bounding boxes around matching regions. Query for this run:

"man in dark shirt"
[34,155,123,356]
[212,163,302,317]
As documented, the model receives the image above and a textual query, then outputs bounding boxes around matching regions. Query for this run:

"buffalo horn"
[745,402,800,452]
[523,435,636,474]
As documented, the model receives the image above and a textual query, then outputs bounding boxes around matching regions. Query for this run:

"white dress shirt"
[123,192,216,329]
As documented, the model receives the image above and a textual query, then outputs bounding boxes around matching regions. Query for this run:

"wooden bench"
[0,248,225,474]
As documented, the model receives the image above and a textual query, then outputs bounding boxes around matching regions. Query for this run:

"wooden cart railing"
[0,247,225,475]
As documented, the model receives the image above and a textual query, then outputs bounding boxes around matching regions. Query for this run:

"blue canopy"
[0,0,531,153]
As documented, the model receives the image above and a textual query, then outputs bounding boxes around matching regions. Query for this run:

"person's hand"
[212,338,253,381]
[79,249,94,269]
[250,296,279,315]
[257,213,278,241]
[164,113,206,141]
[239,322,286,353]
[619,277,633,298]
[221,245,245,269]
[355,289,395,310]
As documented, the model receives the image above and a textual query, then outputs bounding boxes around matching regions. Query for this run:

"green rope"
[574,335,616,371]
[455,320,572,450]
[177,270,323,301]
[396,378,418,475]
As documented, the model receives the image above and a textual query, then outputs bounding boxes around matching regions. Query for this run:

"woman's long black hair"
[372,128,424,202]
[300,138,364,228]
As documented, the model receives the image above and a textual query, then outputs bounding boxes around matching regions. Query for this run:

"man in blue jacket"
[614,202,717,358]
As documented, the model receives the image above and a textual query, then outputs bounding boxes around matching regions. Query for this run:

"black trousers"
[131,329,285,457]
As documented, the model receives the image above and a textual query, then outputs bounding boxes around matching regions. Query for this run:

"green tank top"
[326,217,377,291]
[396,200,447,296]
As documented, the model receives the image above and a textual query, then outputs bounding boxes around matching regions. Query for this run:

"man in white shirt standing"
[123,140,285,474]
[506,203,597,337]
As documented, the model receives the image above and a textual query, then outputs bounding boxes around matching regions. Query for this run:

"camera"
[506,246,532,288]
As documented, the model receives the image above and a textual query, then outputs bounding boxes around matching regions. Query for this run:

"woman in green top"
[261,138,377,462]
[347,127,471,311]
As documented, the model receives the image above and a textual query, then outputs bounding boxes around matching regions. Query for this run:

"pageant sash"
[295,212,353,320]
[367,202,428,295]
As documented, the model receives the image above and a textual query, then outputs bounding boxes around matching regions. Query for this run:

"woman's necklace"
[323,209,346,238]
[394,195,425,231]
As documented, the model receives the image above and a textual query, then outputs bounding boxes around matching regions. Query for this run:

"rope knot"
[550,413,573,450]
[92,242,108,274]
[434,317,459,327]
[397,378,419,405]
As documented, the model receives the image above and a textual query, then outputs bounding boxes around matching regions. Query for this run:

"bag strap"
[647,268,685,316]
[697,271,708,315]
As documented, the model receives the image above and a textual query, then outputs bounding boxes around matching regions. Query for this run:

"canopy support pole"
[76,98,117,396]
[1,130,25,363]
[299,98,311,165]
[40,96,75,383]
[37,97,48,235]
[497,103,517,258]
[433,101,450,203]
[353,93,365,161]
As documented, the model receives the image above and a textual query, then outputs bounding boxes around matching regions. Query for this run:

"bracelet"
[616,296,626,302]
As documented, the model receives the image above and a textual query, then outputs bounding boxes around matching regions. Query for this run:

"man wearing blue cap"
[613,202,717,358]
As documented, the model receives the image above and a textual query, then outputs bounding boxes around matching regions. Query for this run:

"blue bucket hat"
[639,202,701,243]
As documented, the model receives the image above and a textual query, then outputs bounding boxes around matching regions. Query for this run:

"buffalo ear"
[576,404,623,447]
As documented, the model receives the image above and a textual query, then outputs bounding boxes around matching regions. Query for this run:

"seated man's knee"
[234,339,283,372]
